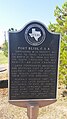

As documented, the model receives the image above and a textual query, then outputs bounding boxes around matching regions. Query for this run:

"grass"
[0,50,8,64]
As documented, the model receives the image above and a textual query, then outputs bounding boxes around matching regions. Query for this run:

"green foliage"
[9,28,17,31]
[48,2,67,87]
[0,51,8,64]
[3,40,8,57]
[2,28,17,57]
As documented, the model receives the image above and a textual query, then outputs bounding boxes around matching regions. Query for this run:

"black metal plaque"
[9,21,60,100]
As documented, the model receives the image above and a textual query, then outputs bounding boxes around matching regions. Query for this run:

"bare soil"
[0,70,67,119]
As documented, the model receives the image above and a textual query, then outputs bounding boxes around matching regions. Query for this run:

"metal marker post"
[27,102,39,119]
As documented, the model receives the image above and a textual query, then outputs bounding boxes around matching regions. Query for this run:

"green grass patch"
[0,50,8,64]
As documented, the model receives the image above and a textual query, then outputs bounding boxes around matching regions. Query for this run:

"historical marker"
[8,21,60,107]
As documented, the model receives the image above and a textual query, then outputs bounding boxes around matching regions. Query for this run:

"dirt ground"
[0,71,67,119]
[0,86,67,119]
